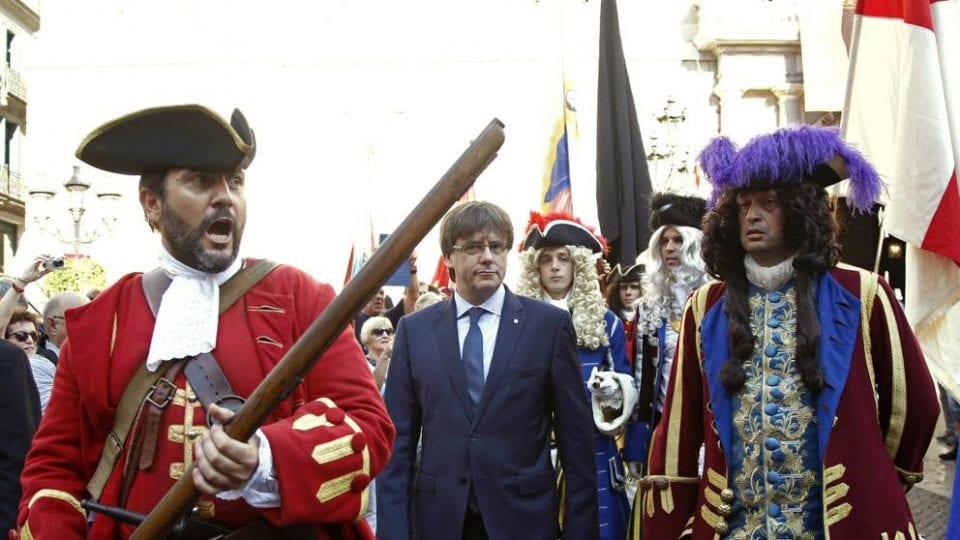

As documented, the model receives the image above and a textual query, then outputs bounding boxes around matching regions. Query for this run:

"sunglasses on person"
[6,331,38,342]
[372,328,394,337]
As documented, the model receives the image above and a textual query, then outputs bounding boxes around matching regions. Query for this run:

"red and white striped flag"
[843,0,960,399]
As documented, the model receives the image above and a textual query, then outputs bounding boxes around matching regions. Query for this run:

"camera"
[45,256,65,270]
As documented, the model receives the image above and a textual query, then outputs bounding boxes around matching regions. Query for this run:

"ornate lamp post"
[28,165,121,255]
[646,95,692,193]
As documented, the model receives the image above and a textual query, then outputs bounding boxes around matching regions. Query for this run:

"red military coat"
[17,261,395,539]
[639,264,939,539]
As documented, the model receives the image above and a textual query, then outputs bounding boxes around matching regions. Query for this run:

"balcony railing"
[0,165,25,200]
[3,66,26,102]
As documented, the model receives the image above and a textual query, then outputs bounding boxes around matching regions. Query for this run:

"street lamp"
[28,165,121,255]
[646,95,692,193]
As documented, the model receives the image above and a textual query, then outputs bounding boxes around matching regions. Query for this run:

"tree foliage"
[42,255,107,297]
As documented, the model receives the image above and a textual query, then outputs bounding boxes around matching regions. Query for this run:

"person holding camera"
[0,254,61,338]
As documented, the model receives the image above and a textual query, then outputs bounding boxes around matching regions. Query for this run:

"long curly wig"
[638,225,708,334]
[701,181,840,393]
[515,245,610,350]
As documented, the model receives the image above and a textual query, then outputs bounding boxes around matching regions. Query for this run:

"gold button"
[714,520,729,535]
[720,488,735,503]
[717,503,732,517]
[187,393,198,403]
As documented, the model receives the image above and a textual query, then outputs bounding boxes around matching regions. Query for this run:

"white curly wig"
[639,224,709,333]
[515,245,609,350]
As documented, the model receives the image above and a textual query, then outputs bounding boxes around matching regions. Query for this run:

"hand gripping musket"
[131,119,506,539]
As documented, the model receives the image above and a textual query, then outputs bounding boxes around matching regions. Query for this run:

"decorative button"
[767,503,782,518]
[187,393,198,403]
[350,473,371,493]
[717,502,732,517]
[770,387,785,399]
[764,344,778,357]
[767,471,782,484]
[766,375,781,386]
[764,403,779,416]
[771,450,786,463]
[764,437,781,451]
[720,488,735,503]
[767,318,781,329]
[325,408,346,425]
[768,292,782,303]
[714,520,729,535]
[771,333,783,345]
[469,433,478,442]
[351,433,368,453]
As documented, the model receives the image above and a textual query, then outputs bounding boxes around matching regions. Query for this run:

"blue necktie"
[462,307,485,409]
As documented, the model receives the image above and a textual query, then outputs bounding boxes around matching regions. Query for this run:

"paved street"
[911,423,956,540]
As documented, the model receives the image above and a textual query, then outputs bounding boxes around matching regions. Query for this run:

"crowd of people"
[0,103,947,540]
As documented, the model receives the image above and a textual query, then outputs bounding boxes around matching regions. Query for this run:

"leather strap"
[184,351,247,426]
[86,259,279,499]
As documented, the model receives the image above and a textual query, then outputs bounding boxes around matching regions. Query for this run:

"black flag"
[596,0,653,266]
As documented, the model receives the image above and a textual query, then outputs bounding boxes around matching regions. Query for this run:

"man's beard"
[160,202,242,273]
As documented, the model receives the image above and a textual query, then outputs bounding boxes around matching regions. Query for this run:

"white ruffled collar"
[743,254,795,291]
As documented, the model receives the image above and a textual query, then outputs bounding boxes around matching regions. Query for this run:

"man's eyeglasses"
[372,328,394,337]
[6,331,37,342]
[451,242,509,256]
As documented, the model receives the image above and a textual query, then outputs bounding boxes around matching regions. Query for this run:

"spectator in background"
[6,309,56,414]
[352,253,419,348]
[0,340,41,532]
[37,292,90,365]
[413,291,444,311]
[0,255,59,337]
[360,316,393,393]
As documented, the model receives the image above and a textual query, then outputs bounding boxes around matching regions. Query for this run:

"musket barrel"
[131,118,505,538]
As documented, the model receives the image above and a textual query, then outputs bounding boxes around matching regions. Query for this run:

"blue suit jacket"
[376,287,599,540]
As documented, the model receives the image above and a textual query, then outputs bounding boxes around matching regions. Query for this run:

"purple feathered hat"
[697,125,883,213]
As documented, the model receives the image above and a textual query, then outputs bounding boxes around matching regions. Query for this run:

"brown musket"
[131,119,505,538]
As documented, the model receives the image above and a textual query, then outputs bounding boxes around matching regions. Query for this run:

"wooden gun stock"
[131,118,506,539]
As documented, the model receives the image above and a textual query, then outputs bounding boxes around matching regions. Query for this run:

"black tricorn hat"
[520,211,607,255]
[75,104,257,175]
[609,263,644,283]
[648,193,707,231]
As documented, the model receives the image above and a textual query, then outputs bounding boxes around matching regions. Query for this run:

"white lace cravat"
[743,254,796,291]
[146,247,242,371]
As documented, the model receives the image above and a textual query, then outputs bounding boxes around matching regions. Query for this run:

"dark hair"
[439,201,514,281]
[139,170,167,232]
[605,275,641,313]
[8,308,39,330]
[701,181,840,393]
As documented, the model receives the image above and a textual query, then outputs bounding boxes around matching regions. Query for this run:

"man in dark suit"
[377,201,598,540]
[0,340,41,532]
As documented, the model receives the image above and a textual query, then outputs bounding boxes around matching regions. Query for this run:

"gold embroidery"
[19,523,32,540]
[707,468,725,490]
[909,522,917,540]
[700,504,721,528]
[644,488,655,517]
[168,424,205,444]
[293,413,334,431]
[877,290,907,459]
[181,382,201,471]
[317,397,337,408]
[660,488,674,514]
[824,502,852,527]
[311,435,355,465]
[255,335,283,348]
[847,265,879,410]
[895,533,906,540]
[27,489,84,514]
[824,482,849,506]
[110,312,118,357]
[704,486,723,510]
[823,463,846,485]
[195,500,215,518]
[170,462,185,480]
[664,327,685,477]
[316,472,358,503]
[342,414,371,520]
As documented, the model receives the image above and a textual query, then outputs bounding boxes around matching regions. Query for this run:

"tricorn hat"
[76,104,257,175]
[649,193,707,231]
[697,124,882,212]
[609,263,644,283]
[520,211,608,255]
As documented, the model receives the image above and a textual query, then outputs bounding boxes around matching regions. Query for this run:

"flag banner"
[595,0,653,266]
[541,94,575,214]
[343,213,375,286]
[842,0,960,401]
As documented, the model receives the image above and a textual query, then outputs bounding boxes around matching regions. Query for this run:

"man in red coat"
[638,125,939,538]
[16,105,394,539]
